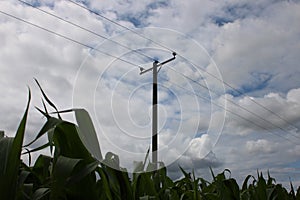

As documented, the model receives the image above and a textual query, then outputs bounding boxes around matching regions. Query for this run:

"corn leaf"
[34,78,61,119]
[53,121,92,160]
[0,89,30,200]
[74,108,103,161]
[96,167,113,200]
[24,117,62,147]
[50,156,82,200]
[32,188,50,200]
[0,137,14,177]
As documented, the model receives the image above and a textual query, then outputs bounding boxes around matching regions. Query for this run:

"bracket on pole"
[139,52,176,75]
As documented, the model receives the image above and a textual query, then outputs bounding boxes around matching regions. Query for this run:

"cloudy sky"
[1,0,300,187]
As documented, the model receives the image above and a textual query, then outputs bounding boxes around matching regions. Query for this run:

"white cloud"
[246,139,276,154]
[0,0,300,187]
[211,1,300,95]
[220,88,300,137]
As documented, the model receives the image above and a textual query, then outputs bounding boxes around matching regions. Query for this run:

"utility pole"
[140,52,176,168]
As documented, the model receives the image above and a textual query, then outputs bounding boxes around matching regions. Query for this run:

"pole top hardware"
[139,52,176,75]
[139,67,145,72]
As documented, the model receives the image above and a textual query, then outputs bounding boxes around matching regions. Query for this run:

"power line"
[0,9,141,68]
[168,68,209,90]
[67,0,299,133]
[66,0,174,53]
[167,67,300,141]
[159,76,299,145]
[175,54,300,132]
[5,2,299,140]
[18,0,154,62]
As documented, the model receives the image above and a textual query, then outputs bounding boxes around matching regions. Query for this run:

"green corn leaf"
[119,171,133,199]
[103,152,120,169]
[74,108,103,161]
[209,167,216,181]
[34,78,61,119]
[0,137,14,176]
[242,174,255,191]
[295,186,300,199]
[48,108,103,161]
[139,195,156,200]
[24,117,62,147]
[267,170,276,186]
[102,167,122,199]
[22,142,51,156]
[146,162,157,172]
[134,161,144,173]
[41,98,49,116]
[256,173,267,200]
[143,148,150,169]
[192,171,201,200]
[179,166,191,179]
[134,148,150,175]
[18,170,31,188]
[53,121,92,160]
[0,89,30,200]
[67,160,99,185]
[35,106,48,118]
[135,173,157,199]
[96,167,113,200]
[0,130,4,138]
[223,178,240,200]
[32,188,50,200]
[32,154,52,184]
[21,183,33,199]
[50,156,82,200]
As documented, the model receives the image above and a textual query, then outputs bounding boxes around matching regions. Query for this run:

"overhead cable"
[0,9,141,68]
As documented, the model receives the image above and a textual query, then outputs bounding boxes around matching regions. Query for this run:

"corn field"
[1,82,300,200]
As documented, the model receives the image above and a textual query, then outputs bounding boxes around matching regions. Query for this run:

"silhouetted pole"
[152,61,159,165]
[140,53,176,168]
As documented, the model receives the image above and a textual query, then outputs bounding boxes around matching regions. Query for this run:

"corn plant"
[1,81,300,200]
[0,89,31,200]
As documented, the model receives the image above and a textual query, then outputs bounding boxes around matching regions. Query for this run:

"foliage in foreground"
[1,84,300,200]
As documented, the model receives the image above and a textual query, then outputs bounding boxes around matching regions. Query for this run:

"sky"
[1,0,300,187]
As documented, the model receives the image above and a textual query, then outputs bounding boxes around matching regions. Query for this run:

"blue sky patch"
[212,17,234,27]
[224,3,253,20]
[116,1,169,28]
[121,14,147,27]
[147,1,169,10]
[228,72,273,97]
[28,0,55,8]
